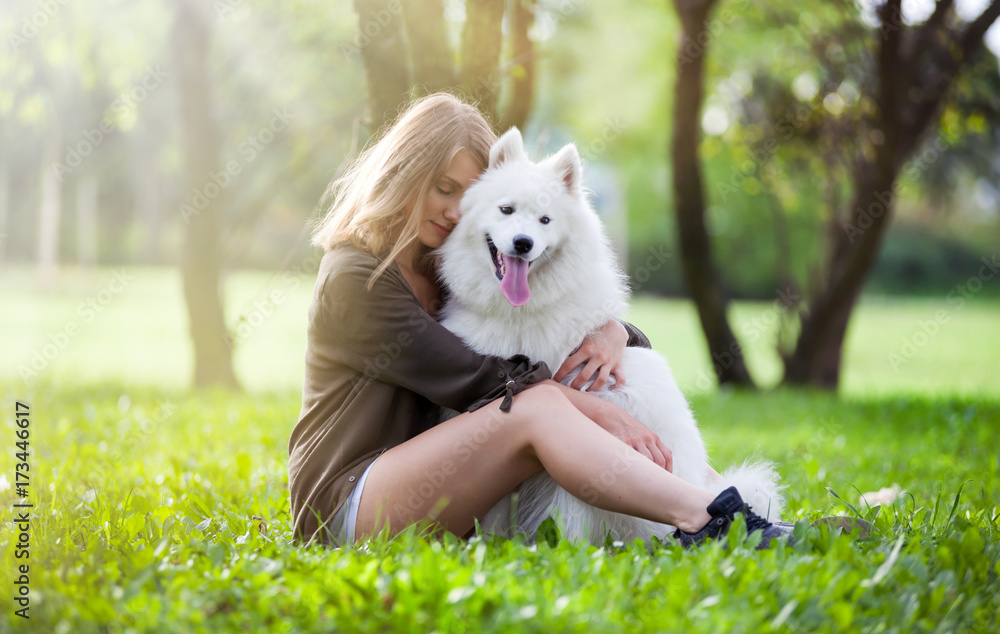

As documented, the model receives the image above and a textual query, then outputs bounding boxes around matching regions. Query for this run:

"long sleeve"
[313,259,551,414]
[616,318,652,349]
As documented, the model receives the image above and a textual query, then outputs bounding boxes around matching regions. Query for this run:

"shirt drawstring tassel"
[500,379,516,413]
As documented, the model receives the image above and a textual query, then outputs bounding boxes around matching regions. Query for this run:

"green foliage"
[547,0,1000,299]
[0,385,997,632]
[867,225,1000,296]
[2,269,999,630]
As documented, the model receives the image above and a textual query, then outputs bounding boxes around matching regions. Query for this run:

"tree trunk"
[38,129,62,285]
[782,0,1000,389]
[784,161,900,388]
[354,0,412,132]
[783,0,905,389]
[173,0,241,391]
[400,0,455,92]
[76,173,98,268]
[670,0,754,388]
[500,0,537,132]
[460,0,505,124]
[353,1,524,135]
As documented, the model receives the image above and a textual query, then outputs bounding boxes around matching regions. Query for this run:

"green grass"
[1,266,999,632]
[3,265,999,397]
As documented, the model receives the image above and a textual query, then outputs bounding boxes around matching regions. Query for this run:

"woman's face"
[414,149,482,250]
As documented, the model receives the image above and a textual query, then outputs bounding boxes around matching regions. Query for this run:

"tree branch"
[927,0,955,29]
[960,0,1000,60]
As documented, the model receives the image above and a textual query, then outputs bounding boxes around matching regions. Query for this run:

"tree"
[670,0,755,388]
[352,0,539,135]
[783,0,1000,388]
[670,0,1000,390]
[172,0,241,390]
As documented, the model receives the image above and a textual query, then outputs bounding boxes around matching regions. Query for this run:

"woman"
[288,92,790,549]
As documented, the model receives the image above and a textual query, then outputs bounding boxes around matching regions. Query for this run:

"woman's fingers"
[633,442,654,465]
[588,364,613,393]
[570,359,601,390]
[647,441,668,470]
[611,363,625,389]
[653,437,673,473]
[552,357,574,383]
[554,345,590,382]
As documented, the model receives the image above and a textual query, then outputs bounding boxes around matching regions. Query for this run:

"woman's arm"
[313,259,550,413]
[553,318,651,391]
[541,378,672,471]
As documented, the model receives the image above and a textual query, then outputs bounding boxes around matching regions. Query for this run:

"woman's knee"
[510,382,574,424]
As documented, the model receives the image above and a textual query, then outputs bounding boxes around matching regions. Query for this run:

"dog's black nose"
[513,234,533,255]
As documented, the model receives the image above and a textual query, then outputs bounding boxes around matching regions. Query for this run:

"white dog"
[437,128,784,544]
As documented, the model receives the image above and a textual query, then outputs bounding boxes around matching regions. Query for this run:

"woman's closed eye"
[437,185,454,195]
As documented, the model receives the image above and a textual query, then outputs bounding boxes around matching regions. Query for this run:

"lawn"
[1,266,998,632]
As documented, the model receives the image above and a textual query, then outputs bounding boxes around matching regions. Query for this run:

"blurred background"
[2,0,998,397]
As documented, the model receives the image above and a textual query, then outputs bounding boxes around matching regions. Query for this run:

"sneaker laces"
[741,505,772,532]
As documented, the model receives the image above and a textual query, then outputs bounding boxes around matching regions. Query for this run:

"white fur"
[437,128,784,544]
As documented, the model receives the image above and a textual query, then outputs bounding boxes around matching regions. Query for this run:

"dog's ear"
[490,127,526,169]
[546,143,582,198]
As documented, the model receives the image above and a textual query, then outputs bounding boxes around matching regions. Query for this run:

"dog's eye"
[499,205,514,215]
[540,216,550,225]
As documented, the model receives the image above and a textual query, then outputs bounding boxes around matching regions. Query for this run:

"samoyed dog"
[437,128,784,544]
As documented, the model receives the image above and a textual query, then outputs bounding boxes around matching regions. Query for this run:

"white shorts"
[343,456,379,544]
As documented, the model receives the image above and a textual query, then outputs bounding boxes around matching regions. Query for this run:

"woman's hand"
[592,398,673,471]
[553,319,628,392]
[543,379,673,471]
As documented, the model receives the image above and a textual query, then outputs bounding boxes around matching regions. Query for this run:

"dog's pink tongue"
[500,254,530,307]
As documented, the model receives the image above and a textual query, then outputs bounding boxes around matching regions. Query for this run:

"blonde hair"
[312,92,496,288]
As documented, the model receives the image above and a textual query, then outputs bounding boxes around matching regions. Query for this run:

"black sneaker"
[673,487,794,550]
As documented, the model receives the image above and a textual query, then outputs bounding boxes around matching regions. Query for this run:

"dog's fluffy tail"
[707,459,786,522]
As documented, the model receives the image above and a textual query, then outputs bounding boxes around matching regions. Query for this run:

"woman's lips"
[431,221,453,237]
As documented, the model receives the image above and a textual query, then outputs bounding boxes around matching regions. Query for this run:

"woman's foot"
[673,487,795,550]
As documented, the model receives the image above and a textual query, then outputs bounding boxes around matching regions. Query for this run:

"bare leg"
[355,383,715,540]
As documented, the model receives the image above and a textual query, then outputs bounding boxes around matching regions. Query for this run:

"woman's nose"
[444,204,461,224]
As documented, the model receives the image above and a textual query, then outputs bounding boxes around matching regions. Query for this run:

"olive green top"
[287,243,650,546]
